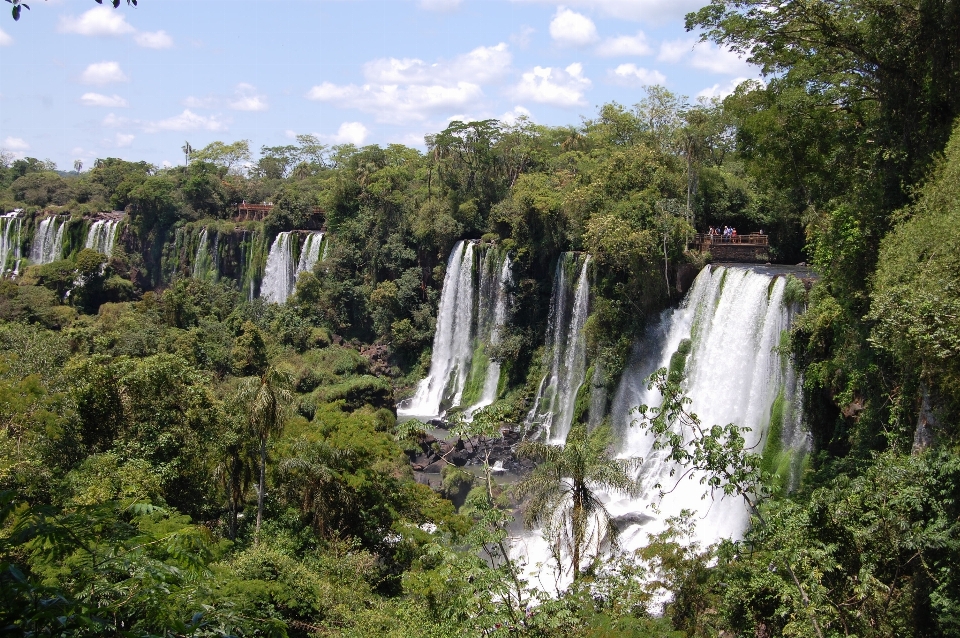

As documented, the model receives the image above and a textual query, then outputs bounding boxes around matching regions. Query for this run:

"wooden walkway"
[236,203,325,222]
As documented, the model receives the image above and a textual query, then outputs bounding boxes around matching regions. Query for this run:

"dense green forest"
[2,0,960,635]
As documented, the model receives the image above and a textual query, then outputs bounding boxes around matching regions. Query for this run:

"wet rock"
[423,460,447,474]
[611,512,655,530]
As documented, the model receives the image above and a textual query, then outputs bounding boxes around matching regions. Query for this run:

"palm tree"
[237,366,293,539]
[277,438,352,538]
[214,418,257,540]
[73,159,83,173]
[516,425,642,582]
[181,141,193,166]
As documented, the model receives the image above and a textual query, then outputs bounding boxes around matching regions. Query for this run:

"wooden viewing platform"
[236,203,325,222]
[690,233,770,263]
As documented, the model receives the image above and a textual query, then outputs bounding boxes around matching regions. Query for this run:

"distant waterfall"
[261,231,325,304]
[526,252,591,443]
[192,227,220,281]
[0,212,23,276]
[295,232,324,277]
[399,240,513,419]
[85,220,120,256]
[519,264,807,588]
[31,216,66,265]
[261,232,295,304]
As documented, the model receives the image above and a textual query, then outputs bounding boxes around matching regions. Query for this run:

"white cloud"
[0,28,12,46]
[698,77,751,99]
[80,61,128,85]
[511,62,591,107]
[500,105,533,126]
[419,0,461,10]
[227,83,268,111]
[145,109,226,133]
[658,39,756,76]
[182,95,218,108]
[363,43,511,85]
[609,63,665,86]
[80,92,128,108]
[596,31,652,57]
[307,82,483,124]
[549,7,598,47]
[3,137,29,151]
[102,113,132,128]
[327,122,369,145]
[135,30,173,49]
[161,160,174,168]
[511,26,536,49]
[512,0,704,23]
[115,133,135,147]
[59,6,135,36]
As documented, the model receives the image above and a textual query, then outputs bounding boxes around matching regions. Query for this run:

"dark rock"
[611,512,655,530]
[423,460,447,474]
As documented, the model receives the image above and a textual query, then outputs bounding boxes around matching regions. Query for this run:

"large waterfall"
[519,265,807,587]
[31,216,66,265]
[399,240,513,419]
[0,212,23,276]
[526,252,591,443]
[261,231,325,304]
[85,220,120,256]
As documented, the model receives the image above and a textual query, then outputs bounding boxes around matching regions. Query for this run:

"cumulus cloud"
[183,95,218,109]
[596,31,652,57]
[307,82,483,124]
[658,39,756,76]
[59,6,135,36]
[135,30,173,49]
[362,43,511,85]
[549,7,598,47]
[80,92,128,107]
[698,77,753,99]
[327,122,370,145]
[419,0,461,10]
[0,28,12,46]
[227,83,268,112]
[144,109,227,133]
[500,105,533,126]
[80,61,128,85]
[115,133,135,147]
[511,62,591,107]
[3,137,29,151]
[513,0,704,23]
[609,63,665,86]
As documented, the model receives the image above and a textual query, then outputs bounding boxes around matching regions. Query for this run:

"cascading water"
[295,232,324,277]
[526,252,591,443]
[85,220,120,256]
[399,240,512,419]
[192,227,220,281]
[31,216,66,265]
[261,232,295,304]
[0,212,23,276]
[261,231,325,304]
[518,265,808,590]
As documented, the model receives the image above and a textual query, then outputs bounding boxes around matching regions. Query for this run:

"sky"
[0,0,760,170]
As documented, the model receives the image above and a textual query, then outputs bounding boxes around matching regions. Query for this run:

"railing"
[692,233,768,246]
[236,203,324,222]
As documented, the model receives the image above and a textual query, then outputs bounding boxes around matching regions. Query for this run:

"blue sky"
[0,0,760,170]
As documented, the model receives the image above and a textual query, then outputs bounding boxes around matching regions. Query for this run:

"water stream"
[85,220,120,256]
[0,212,23,276]
[31,216,66,265]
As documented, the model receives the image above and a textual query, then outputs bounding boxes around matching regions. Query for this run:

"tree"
[181,141,193,166]
[73,159,83,173]
[516,425,641,582]
[237,366,293,539]
[191,140,251,174]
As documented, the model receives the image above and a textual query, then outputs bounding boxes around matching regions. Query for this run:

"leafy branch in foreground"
[632,366,767,514]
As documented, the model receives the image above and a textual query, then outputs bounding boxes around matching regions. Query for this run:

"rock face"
[405,428,534,476]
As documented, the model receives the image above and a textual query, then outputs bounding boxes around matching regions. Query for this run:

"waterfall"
[518,264,807,590]
[0,212,23,276]
[261,232,295,304]
[30,216,66,265]
[295,232,324,277]
[261,232,325,304]
[526,252,592,443]
[192,227,219,281]
[85,220,120,256]
[606,265,805,548]
[399,240,512,419]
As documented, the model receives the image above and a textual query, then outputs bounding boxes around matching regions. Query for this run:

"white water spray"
[261,231,325,304]
[0,212,23,276]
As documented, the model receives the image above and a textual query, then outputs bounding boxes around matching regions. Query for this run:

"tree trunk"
[256,435,266,541]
